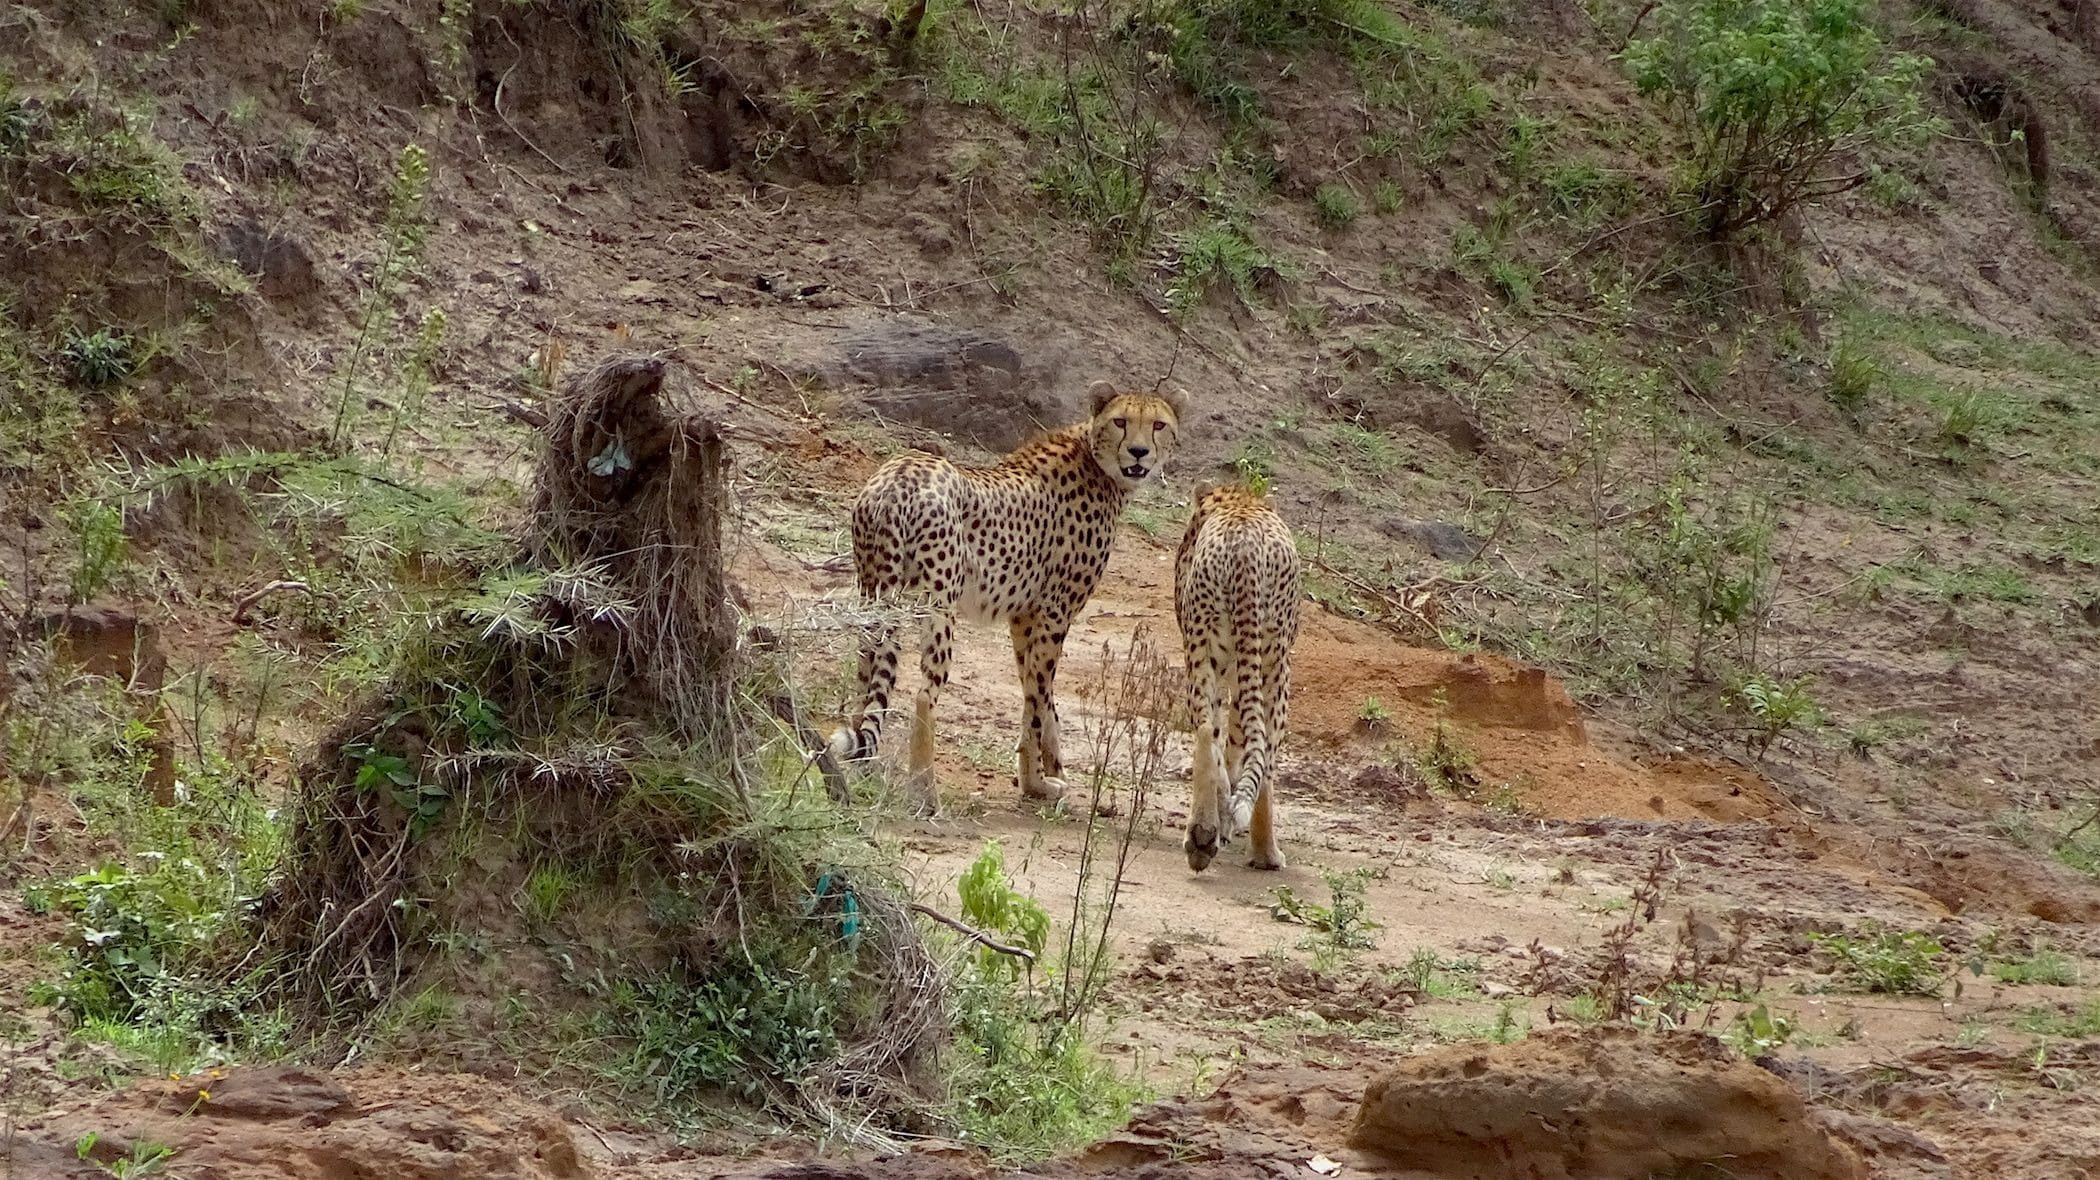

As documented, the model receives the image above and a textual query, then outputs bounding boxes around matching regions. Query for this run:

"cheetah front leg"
[1010,618,1072,804]
[903,607,954,816]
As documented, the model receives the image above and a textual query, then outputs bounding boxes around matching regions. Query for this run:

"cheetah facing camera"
[828,380,1187,812]
[1175,483,1300,872]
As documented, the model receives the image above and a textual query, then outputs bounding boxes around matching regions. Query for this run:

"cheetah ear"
[1163,386,1191,424]
[1087,379,1119,417]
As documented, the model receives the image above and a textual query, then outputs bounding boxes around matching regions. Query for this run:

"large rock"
[1347,1028,1867,1180]
[820,317,1071,452]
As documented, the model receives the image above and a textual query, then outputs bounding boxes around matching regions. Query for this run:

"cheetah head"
[1086,380,1187,489]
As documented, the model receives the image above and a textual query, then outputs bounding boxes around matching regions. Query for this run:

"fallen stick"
[232,580,312,625]
[908,902,1037,962]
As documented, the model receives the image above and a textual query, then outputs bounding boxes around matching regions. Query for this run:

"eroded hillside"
[3,0,2099,1176]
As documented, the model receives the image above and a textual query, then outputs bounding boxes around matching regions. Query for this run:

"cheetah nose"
[1127,446,1150,460]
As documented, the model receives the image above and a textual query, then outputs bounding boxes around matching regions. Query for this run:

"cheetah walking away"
[829,381,1187,811]
[1175,483,1300,871]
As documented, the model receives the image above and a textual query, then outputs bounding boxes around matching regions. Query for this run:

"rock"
[819,317,1072,452]
[1378,518,1480,561]
[1926,338,1983,368]
[218,216,321,306]
[1349,1027,1866,1180]
[1814,1110,1955,1179]
[173,1066,355,1122]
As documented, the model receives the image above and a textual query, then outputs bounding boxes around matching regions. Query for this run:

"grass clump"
[1986,946,2078,988]
[1808,927,1945,996]
[1165,216,1283,316]
[1313,183,1361,228]
[1827,337,1879,415]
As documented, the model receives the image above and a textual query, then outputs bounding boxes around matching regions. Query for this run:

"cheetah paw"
[1021,773,1070,804]
[1184,825,1219,872]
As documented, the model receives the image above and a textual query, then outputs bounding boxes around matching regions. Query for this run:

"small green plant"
[1398,947,1481,1000]
[603,946,850,1106]
[1313,182,1360,228]
[75,1133,174,1177]
[521,864,582,925]
[1372,179,1404,214]
[1733,673,1821,760]
[61,328,136,388]
[1269,867,1380,953]
[59,498,128,604]
[1862,164,1923,210]
[1412,720,1479,797]
[1623,0,1936,239]
[1722,1002,1797,1056]
[1843,714,1927,757]
[1229,437,1276,494]
[1932,388,2007,451]
[1539,158,1634,225]
[946,843,1142,1159]
[347,741,449,839]
[332,143,433,446]
[1356,696,1393,727]
[956,842,1051,979]
[1808,927,1945,996]
[2016,997,2100,1039]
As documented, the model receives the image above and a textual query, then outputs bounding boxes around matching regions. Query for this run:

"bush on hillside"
[1624,0,1936,239]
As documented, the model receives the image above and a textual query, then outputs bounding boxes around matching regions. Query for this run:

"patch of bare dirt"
[1125,947,1421,1024]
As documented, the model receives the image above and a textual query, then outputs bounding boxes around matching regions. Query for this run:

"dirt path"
[727,451,2060,1071]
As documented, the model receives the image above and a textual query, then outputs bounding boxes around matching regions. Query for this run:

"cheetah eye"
[1152,420,1167,432]
[1112,417,1127,429]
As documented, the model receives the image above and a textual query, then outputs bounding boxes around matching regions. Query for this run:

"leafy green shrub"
[1808,927,1944,995]
[30,755,284,1072]
[956,843,1049,977]
[1313,183,1361,228]
[1624,0,1935,238]
[946,844,1141,1160]
[61,328,135,388]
